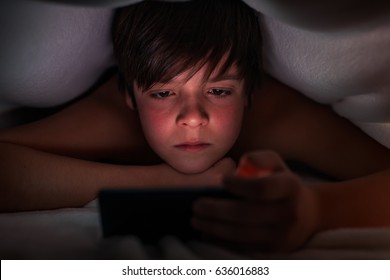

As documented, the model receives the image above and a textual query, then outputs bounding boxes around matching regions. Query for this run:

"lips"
[174,142,211,152]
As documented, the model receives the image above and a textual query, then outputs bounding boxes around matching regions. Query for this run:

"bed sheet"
[1,201,390,260]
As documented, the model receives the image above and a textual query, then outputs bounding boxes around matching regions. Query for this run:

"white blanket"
[1,202,390,260]
[1,1,390,260]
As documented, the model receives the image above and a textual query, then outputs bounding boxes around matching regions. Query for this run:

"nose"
[177,100,209,128]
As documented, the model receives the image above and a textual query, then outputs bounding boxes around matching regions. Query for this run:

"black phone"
[98,187,232,243]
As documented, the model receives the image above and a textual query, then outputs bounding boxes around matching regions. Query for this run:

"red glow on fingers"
[236,158,274,178]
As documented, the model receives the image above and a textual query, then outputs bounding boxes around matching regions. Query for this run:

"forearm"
[313,169,390,231]
[0,142,159,212]
[0,142,232,212]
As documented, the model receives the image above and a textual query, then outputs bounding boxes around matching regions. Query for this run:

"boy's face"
[127,64,247,174]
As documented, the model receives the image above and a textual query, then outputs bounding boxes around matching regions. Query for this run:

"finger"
[237,150,289,176]
[236,156,274,178]
[193,197,284,225]
[224,172,301,201]
[191,217,279,249]
[201,234,275,253]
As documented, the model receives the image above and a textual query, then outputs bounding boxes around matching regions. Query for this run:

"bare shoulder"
[0,75,151,161]
[236,75,327,154]
[236,76,390,179]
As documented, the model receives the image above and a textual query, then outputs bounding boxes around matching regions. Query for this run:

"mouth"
[174,142,211,152]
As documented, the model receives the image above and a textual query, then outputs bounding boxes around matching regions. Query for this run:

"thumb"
[236,150,287,178]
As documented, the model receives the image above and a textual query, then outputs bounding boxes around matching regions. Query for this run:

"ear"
[125,91,136,110]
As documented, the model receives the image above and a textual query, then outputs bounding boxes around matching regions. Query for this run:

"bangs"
[114,0,262,94]
[142,48,242,90]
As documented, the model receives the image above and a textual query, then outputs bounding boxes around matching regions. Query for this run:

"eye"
[150,91,174,99]
[207,89,232,97]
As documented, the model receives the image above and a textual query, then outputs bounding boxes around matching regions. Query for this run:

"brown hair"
[113,0,262,105]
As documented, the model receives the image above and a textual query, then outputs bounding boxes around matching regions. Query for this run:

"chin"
[170,161,214,175]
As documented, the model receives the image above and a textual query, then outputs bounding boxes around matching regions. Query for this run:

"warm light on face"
[129,64,247,174]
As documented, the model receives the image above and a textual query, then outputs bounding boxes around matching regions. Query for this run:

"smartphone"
[98,187,232,243]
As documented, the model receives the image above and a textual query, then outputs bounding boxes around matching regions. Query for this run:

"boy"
[0,0,390,252]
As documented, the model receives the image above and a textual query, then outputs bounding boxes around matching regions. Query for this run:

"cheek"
[137,106,172,143]
[213,104,244,137]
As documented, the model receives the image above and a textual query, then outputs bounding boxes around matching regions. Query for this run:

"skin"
[128,65,247,174]
[191,78,390,252]
[1,70,390,253]
[192,151,319,252]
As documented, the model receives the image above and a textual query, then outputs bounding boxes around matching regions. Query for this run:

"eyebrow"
[207,75,241,83]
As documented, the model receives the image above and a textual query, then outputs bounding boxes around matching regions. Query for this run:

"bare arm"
[261,77,390,228]
[313,169,390,231]
[0,76,149,211]
[0,143,157,211]
[0,142,234,212]
[193,77,390,252]
[0,75,148,161]
[251,77,390,229]
[237,75,390,179]
[0,76,234,212]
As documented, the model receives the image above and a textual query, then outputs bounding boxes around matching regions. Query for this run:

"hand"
[152,157,236,187]
[192,150,320,253]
